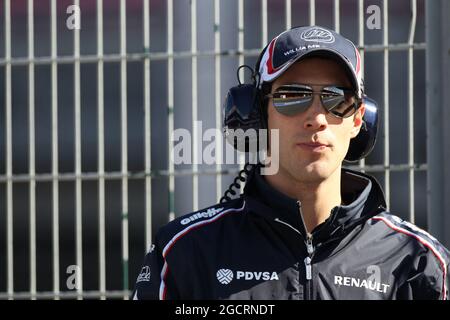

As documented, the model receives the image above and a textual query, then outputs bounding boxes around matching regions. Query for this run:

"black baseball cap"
[258,25,363,98]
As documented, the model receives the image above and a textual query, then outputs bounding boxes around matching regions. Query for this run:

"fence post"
[426,0,450,248]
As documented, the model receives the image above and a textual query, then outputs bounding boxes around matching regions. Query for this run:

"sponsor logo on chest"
[216,268,279,285]
[334,265,390,293]
[334,276,390,293]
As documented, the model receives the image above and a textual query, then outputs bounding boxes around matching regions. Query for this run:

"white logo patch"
[137,266,151,283]
[300,27,335,43]
[181,207,224,225]
[334,265,390,293]
[216,269,234,285]
[216,269,279,285]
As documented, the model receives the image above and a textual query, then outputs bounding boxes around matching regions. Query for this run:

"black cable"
[236,65,257,85]
[219,162,257,203]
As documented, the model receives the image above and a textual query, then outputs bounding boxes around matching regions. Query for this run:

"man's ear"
[350,105,365,138]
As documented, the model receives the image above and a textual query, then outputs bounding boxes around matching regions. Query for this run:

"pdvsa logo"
[216,269,234,285]
[216,268,279,285]
[301,27,335,43]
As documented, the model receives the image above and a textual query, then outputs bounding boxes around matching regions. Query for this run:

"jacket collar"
[243,165,386,240]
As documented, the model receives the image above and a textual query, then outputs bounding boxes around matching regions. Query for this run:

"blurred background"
[0,0,449,299]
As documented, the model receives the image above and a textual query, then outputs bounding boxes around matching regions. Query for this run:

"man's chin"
[292,161,337,182]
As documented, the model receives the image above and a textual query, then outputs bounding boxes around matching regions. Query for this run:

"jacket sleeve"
[132,236,180,300]
[396,247,449,300]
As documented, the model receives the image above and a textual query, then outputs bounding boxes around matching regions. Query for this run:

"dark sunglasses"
[265,84,361,118]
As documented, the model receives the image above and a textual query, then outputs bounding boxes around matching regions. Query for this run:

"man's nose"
[303,95,328,130]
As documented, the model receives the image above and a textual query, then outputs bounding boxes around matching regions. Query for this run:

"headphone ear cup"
[344,96,379,162]
[223,84,264,152]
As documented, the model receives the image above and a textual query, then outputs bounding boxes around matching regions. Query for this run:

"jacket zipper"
[275,204,342,299]
[273,202,316,300]
[297,201,314,300]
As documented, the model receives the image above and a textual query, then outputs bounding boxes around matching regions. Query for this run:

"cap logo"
[300,27,335,43]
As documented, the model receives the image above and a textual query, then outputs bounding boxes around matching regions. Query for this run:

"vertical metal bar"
[143,0,152,251]
[214,0,222,201]
[383,0,390,209]
[119,0,129,299]
[191,0,199,212]
[333,0,340,33]
[167,0,175,222]
[238,0,245,192]
[4,0,14,300]
[27,0,37,300]
[260,0,268,176]
[407,0,417,223]
[426,0,450,247]
[358,0,366,172]
[96,0,106,300]
[285,0,291,30]
[309,0,315,26]
[50,0,60,300]
[238,0,244,79]
[73,0,83,300]
[261,0,267,45]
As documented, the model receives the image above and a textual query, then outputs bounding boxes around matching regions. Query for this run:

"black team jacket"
[133,166,450,300]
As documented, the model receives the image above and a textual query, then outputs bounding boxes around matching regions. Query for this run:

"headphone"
[222,48,379,163]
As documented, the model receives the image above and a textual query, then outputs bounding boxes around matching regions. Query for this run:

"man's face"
[267,57,365,184]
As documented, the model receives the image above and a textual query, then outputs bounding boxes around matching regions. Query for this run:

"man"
[133,26,449,300]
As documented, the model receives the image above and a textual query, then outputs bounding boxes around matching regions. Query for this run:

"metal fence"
[0,0,446,300]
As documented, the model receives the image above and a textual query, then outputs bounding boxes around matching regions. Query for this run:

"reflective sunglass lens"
[273,98,312,116]
[269,85,358,118]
